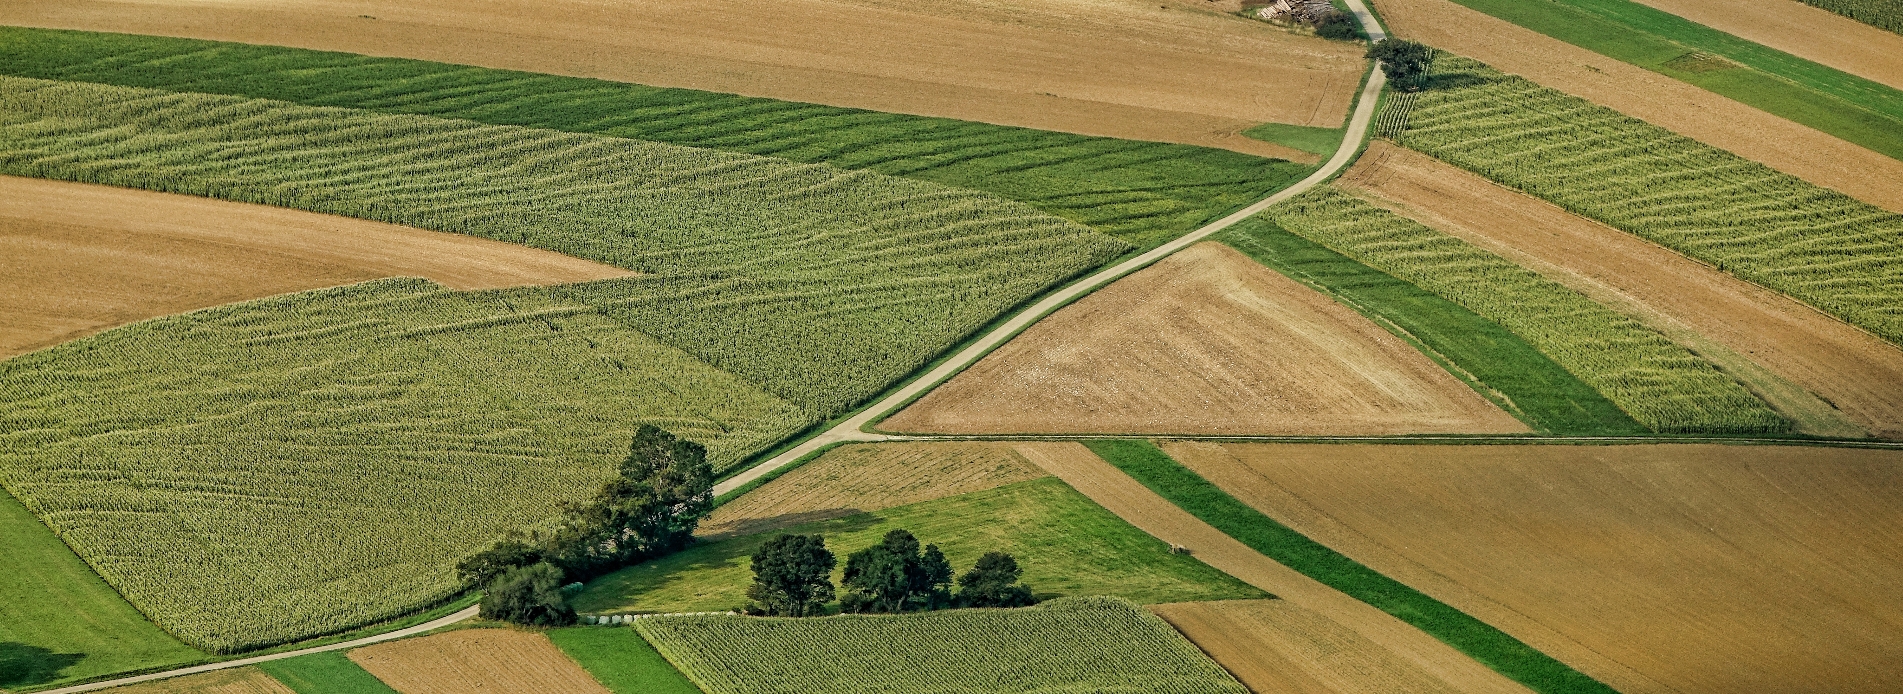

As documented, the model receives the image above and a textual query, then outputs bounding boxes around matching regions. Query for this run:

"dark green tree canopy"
[479,562,576,626]
[747,534,837,617]
[956,551,1036,608]
[1367,39,1436,90]
[841,529,953,613]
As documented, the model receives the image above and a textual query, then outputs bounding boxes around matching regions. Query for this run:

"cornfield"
[1260,188,1788,434]
[634,596,1248,694]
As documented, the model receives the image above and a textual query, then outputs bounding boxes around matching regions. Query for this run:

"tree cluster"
[744,529,1036,616]
[1366,39,1436,91]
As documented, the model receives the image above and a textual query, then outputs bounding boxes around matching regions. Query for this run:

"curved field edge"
[1083,440,1614,694]
[0,26,1312,251]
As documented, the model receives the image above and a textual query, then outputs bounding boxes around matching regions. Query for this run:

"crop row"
[1396,56,1903,347]
[1260,188,1787,433]
[1796,0,1903,32]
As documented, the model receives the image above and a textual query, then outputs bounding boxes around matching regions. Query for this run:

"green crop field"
[254,652,398,694]
[1398,55,1903,349]
[0,489,204,689]
[0,27,1311,250]
[573,478,1263,614]
[1448,0,1903,159]
[1242,122,1346,157]
[547,628,700,694]
[1797,0,1903,33]
[636,596,1246,694]
[1217,220,1646,436]
[1259,187,1785,434]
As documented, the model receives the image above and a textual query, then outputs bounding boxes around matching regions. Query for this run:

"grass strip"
[254,652,398,694]
[546,628,700,694]
[1084,439,1615,694]
[1241,122,1345,157]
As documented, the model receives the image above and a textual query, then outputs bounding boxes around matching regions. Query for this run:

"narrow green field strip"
[1398,55,1903,349]
[1797,0,1903,33]
[0,489,204,690]
[1258,187,1786,434]
[254,652,398,694]
[547,628,701,694]
[1084,440,1615,694]
[0,27,1310,249]
[1448,0,1903,160]
[1242,122,1345,157]
[1216,219,1645,436]
[573,478,1263,614]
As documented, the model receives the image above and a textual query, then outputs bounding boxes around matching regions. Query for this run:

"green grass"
[1242,122,1345,157]
[547,628,700,694]
[1258,187,1786,434]
[1796,0,1903,33]
[573,478,1264,614]
[1398,55,1903,349]
[1216,219,1646,435]
[1085,440,1614,694]
[254,652,398,694]
[0,27,1311,250]
[636,596,1245,694]
[0,489,203,689]
[1447,0,1903,160]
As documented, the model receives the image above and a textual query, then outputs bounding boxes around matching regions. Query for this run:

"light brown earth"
[0,0,1369,160]
[101,668,295,694]
[1164,441,1903,694]
[0,176,632,360]
[348,629,609,694]
[1153,600,1467,694]
[1371,0,1903,212]
[1012,442,1530,694]
[698,441,1048,539]
[1339,142,1903,438]
[1634,0,1903,91]
[881,242,1527,436]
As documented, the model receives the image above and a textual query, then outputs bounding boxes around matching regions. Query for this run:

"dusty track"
[1014,442,1530,694]
[98,669,293,694]
[1633,0,1903,91]
[0,176,631,361]
[1165,441,1903,694]
[1339,142,1903,438]
[883,242,1526,436]
[1153,600,1467,694]
[349,629,608,694]
[1370,0,1903,212]
[0,0,1366,159]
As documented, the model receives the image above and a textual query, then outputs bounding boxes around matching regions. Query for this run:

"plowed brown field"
[699,441,1048,539]
[1013,442,1530,694]
[102,668,295,694]
[1371,0,1903,212]
[1339,142,1903,438]
[0,0,1367,158]
[881,242,1526,436]
[0,176,631,360]
[1165,441,1903,694]
[1633,0,1903,91]
[1154,600,1468,694]
[348,629,608,694]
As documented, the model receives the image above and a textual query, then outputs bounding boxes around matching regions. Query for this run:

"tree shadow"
[0,642,85,688]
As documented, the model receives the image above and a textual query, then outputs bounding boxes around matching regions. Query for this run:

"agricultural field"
[883,242,1527,436]
[1153,600,1468,694]
[1168,442,1903,693]
[546,628,700,694]
[1631,0,1903,89]
[636,596,1247,694]
[1794,0,1903,32]
[97,669,295,694]
[573,478,1264,614]
[349,629,609,694]
[253,652,398,694]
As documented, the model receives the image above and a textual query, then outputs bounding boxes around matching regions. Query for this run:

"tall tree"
[746,534,837,617]
[1367,39,1435,90]
[841,529,951,613]
[956,551,1036,608]
[542,424,716,580]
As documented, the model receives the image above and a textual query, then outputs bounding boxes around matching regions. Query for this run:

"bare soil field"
[1166,441,1903,694]
[348,629,608,694]
[1633,0,1903,91]
[1154,599,1468,694]
[0,176,631,360]
[102,668,295,694]
[1371,0,1903,212]
[881,242,1526,436]
[0,0,1366,159]
[1013,443,1530,694]
[698,441,1048,539]
[1339,142,1903,438]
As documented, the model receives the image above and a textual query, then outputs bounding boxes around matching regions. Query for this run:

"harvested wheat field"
[1634,0,1903,91]
[1163,441,1903,694]
[1154,600,1466,694]
[698,441,1048,539]
[1372,0,1903,212]
[101,669,294,694]
[349,629,608,694]
[1339,142,1903,438]
[0,0,1366,159]
[1014,443,1530,694]
[881,242,1526,436]
[0,176,631,360]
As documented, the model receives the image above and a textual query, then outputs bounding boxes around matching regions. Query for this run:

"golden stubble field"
[100,669,293,694]
[1153,600,1470,694]
[1163,441,1903,694]
[348,629,608,694]
[882,242,1527,436]
[0,0,1366,159]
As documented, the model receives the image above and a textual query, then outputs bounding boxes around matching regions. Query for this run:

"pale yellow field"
[99,669,293,694]
[348,629,608,694]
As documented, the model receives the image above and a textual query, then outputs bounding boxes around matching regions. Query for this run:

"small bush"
[481,562,577,626]
[1315,12,1363,40]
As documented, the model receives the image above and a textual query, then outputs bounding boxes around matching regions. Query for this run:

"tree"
[956,551,1036,608]
[841,529,952,613]
[1366,39,1435,90]
[1314,11,1362,41]
[480,562,576,626]
[746,534,836,617]
[455,535,542,587]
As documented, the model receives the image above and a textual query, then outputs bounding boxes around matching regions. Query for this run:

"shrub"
[481,562,577,626]
[745,534,837,617]
[956,552,1037,608]
[1315,12,1363,40]
[1367,39,1435,89]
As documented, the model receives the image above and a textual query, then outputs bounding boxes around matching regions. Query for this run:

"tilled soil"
[1153,600,1468,694]
[0,176,631,360]
[101,668,296,694]
[1632,0,1903,91]
[882,242,1527,436]
[1168,441,1903,694]
[349,629,609,694]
